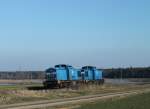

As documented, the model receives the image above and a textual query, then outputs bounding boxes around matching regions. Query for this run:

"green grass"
[0,83,43,90]
[0,85,24,90]
[75,92,150,109]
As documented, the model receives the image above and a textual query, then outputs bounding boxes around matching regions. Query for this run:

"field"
[0,82,150,105]
[32,88,150,109]
[73,91,150,109]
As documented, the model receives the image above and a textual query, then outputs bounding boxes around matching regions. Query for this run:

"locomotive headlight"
[81,71,84,74]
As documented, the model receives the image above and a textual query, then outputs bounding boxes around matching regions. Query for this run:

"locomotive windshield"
[55,64,67,68]
[82,66,95,70]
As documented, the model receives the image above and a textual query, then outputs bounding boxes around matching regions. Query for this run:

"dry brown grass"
[0,84,150,105]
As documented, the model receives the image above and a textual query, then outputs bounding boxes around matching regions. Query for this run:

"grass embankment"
[0,84,150,105]
[0,84,46,104]
[74,92,150,109]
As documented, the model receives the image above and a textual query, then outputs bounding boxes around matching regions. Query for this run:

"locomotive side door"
[81,70,85,80]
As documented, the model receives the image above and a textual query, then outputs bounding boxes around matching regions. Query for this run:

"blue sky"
[0,0,150,71]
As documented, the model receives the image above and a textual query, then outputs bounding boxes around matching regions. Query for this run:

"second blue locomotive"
[43,64,104,88]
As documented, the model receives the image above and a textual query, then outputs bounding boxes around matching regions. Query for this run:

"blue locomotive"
[78,66,104,85]
[43,64,104,88]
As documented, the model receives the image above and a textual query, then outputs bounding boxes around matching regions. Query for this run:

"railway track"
[1,88,150,109]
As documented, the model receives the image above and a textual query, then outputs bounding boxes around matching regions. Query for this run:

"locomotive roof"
[46,68,56,72]
[55,64,72,68]
[82,66,96,69]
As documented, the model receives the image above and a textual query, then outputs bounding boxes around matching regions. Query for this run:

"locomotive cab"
[43,68,58,87]
[45,68,56,81]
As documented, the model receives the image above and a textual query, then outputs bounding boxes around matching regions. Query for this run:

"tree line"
[0,67,150,80]
[0,71,44,80]
[103,67,150,78]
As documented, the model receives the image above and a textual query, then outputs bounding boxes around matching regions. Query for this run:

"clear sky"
[0,0,150,71]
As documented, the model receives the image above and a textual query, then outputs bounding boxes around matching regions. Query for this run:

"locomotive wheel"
[58,83,63,88]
